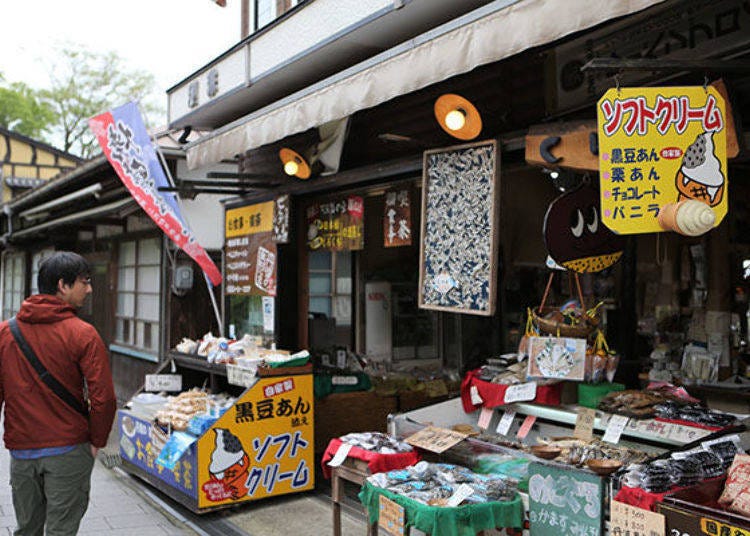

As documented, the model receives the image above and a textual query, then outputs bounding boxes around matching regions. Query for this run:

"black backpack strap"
[8,317,88,418]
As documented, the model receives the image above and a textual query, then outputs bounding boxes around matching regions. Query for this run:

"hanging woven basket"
[531,272,599,338]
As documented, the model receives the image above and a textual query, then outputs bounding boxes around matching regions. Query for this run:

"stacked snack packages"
[585,330,619,383]
[719,454,750,516]
[155,389,210,431]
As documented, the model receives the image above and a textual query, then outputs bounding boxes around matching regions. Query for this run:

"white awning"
[186,0,665,170]
[11,197,136,239]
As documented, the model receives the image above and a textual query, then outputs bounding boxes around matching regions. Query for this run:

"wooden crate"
[314,391,398,452]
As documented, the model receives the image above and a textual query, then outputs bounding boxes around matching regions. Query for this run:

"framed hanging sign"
[418,140,499,316]
[383,188,412,248]
[597,86,728,235]
[306,195,364,251]
[225,201,277,296]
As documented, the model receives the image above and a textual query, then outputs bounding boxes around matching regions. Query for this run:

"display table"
[323,438,422,536]
[321,438,421,480]
[359,481,524,536]
[460,369,562,412]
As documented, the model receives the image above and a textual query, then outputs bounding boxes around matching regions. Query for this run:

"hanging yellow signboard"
[196,374,314,508]
[597,87,727,235]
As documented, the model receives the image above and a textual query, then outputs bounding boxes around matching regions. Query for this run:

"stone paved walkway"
[0,418,198,536]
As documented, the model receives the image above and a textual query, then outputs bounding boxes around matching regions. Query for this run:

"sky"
[0,0,242,127]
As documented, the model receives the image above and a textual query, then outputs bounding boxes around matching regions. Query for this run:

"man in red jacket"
[0,251,117,536]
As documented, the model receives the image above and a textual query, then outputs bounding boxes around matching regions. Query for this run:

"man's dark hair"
[38,251,91,295]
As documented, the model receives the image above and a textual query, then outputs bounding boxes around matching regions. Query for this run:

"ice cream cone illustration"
[675,131,725,207]
[658,200,716,236]
[209,428,251,499]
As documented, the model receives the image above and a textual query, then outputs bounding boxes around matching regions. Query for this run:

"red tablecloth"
[460,369,562,413]
[321,437,421,479]
[615,477,726,511]
[654,417,724,432]
[615,485,675,511]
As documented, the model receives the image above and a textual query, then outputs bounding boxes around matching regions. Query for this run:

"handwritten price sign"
[405,426,467,453]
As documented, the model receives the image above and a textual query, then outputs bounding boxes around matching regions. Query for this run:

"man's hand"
[90,445,99,458]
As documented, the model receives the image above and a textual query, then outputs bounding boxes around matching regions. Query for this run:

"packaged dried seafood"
[366,462,518,506]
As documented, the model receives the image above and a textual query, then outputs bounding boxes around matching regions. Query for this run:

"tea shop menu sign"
[225,201,277,296]
[383,188,412,247]
[307,196,364,251]
[597,86,727,235]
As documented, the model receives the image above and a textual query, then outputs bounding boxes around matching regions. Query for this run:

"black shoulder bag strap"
[8,317,89,418]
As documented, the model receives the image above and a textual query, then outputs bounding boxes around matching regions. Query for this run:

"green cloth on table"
[358,481,523,536]
[314,372,372,398]
[266,356,310,368]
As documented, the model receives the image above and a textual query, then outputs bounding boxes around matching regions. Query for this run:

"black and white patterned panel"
[420,142,497,314]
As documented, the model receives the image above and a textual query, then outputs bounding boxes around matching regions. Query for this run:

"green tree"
[0,75,56,139]
[40,44,162,158]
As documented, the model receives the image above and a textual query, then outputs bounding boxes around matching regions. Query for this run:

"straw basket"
[531,307,598,338]
[531,271,599,338]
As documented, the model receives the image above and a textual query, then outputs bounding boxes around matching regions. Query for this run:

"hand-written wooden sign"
[383,188,412,247]
[610,500,665,536]
[379,495,405,536]
[419,140,499,316]
[307,195,364,251]
[574,407,596,441]
[273,194,290,244]
[405,426,467,453]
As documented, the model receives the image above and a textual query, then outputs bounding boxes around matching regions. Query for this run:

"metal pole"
[205,273,225,336]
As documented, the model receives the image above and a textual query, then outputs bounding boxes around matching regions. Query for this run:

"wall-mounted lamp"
[279,147,312,179]
[434,94,482,140]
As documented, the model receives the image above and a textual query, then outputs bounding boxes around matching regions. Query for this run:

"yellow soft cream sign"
[597,87,727,234]
[197,374,314,508]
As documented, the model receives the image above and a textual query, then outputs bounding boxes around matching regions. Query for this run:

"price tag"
[602,414,629,444]
[667,424,709,444]
[378,495,405,536]
[331,376,359,386]
[504,382,537,403]
[573,407,596,441]
[144,374,182,392]
[446,484,475,507]
[226,365,257,388]
[610,500,665,536]
[326,442,353,467]
[405,426,467,454]
[469,385,484,405]
[478,407,493,430]
[516,415,537,440]
[496,409,516,436]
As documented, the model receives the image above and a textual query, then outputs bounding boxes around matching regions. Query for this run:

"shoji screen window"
[116,237,161,352]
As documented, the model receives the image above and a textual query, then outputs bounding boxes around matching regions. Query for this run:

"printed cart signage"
[196,374,315,508]
[597,86,727,235]
[118,411,197,498]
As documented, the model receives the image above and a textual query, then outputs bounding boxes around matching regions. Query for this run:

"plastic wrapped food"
[366,462,518,506]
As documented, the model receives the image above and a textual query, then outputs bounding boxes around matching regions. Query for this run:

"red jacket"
[0,295,117,449]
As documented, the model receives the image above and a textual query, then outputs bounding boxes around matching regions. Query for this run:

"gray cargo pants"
[9,443,95,536]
